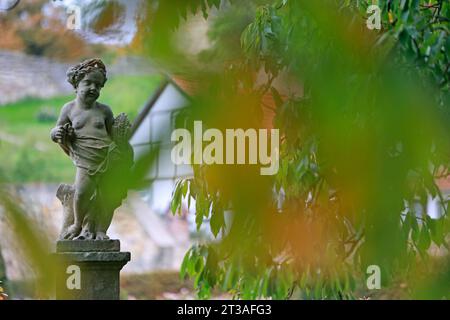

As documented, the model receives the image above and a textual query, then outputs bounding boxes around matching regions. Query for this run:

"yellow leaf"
[388,11,394,23]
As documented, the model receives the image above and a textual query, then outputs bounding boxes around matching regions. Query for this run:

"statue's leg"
[74,202,97,240]
[56,184,75,239]
[94,165,131,240]
[95,207,113,240]
[95,230,110,240]
[65,168,96,239]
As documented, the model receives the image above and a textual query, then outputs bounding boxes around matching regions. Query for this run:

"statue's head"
[67,58,107,104]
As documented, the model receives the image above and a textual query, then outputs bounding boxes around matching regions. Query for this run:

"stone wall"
[0,50,156,105]
[0,51,73,105]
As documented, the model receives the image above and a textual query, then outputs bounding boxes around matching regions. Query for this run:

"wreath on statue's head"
[66,58,108,89]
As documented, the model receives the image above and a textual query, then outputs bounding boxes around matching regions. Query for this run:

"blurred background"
[0,0,449,300]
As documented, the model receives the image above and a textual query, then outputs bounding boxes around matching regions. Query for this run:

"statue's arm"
[51,104,71,143]
[103,104,114,138]
[51,104,73,156]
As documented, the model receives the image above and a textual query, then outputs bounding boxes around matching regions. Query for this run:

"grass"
[0,74,162,183]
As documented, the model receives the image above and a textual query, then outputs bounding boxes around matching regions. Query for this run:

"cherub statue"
[51,58,134,240]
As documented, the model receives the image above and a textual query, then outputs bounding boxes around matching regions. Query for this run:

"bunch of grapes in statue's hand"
[112,113,131,148]
[62,123,75,144]
[52,123,75,145]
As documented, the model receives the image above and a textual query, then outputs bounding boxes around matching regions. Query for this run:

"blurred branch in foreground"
[0,185,55,299]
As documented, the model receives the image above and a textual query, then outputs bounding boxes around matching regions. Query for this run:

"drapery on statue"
[51,58,134,240]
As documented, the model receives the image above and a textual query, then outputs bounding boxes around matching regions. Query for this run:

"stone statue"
[51,58,134,241]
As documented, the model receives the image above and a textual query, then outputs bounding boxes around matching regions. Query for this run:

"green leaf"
[195,193,209,230]
[313,275,323,300]
[411,213,420,244]
[195,212,204,232]
[431,217,445,246]
[418,226,431,253]
[402,211,412,240]
[222,265,236,291]
[195,256,204,273]
[170,180,182,215]
[182,179,189,197]
[180,249,192,279]
[210,201,225,237]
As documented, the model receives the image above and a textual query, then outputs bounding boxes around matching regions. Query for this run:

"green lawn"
[0,74,162,183]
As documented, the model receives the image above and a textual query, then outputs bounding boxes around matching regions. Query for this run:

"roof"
[437,177,450,192]
[130,76,189,136]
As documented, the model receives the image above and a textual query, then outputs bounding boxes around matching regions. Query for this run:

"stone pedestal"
[54,240,130,300]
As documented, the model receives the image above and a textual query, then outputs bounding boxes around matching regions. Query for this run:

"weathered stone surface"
[54,240,130,300]
[55,251,130,262]
[51,59,134,241]
[0,51,155,106]
[57,240,120,252]
[0,51,72,105]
